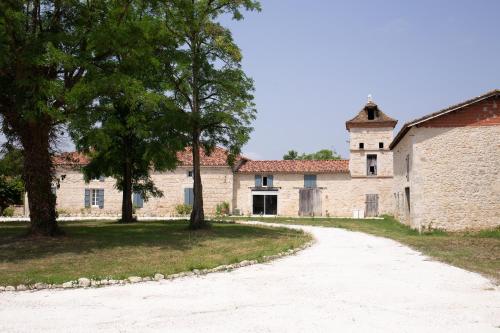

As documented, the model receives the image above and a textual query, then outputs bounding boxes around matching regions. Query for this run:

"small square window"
[187,170,193,177]
[359,143,364,149]
[379,142,384,149]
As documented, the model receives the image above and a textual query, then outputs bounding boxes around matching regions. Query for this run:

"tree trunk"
[189,135,207,229]
[20,124,61,237]
[121,147,134,223]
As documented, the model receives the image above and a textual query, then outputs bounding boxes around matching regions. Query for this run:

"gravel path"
[1,222,499,333]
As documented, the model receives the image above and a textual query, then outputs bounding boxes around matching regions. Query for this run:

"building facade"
[391,90,500,231]
[51,100,397,218]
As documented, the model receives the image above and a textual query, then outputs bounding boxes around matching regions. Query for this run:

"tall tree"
[160,0,260,229]
[69,1,185,223]
[0,1,98,236]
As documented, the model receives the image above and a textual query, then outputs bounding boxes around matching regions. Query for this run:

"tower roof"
[346,100,397,130]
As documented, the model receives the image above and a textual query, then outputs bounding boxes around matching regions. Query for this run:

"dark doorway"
[253,194,277,215]
[365,194,379,217]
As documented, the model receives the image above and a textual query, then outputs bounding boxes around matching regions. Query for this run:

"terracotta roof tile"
[176,147,246,167]
[53,147,246,168]
[236,160,350,173]
[52,152,89,167]
[390,89,500,149]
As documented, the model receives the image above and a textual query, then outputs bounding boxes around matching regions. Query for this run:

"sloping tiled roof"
[53,147,246,168]
[176,147,247,167]
[390,89,500,149]
[346,101,397,130]
[236,159,350,173]
[53,152,89,167]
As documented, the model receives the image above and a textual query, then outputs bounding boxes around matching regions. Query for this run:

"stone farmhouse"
[47,90,499,231]
[391,89,500,231]
[52,99,396,219]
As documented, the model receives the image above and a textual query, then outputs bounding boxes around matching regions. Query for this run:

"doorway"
[252,194,277,215]
[365,194,379,217]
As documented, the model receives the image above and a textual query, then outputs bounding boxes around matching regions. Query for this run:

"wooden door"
[299,188,322,216]
[365,194,379,217]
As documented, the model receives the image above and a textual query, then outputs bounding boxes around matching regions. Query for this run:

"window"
[359,142,364,149]
[253,194,277,215]
[133,192,144,208]
[367,154,377,176]
[187,170,193,177]
[91,176,105,182]
[379,142,384,149]
[367,109,375,120]
[304,175,317,188]
[184,188,194,205]
[85,189,104,208]
[255,175,273,187]
[405,154,410,181]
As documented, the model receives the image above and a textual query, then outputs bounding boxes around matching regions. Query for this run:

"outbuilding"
[390,90,500,231]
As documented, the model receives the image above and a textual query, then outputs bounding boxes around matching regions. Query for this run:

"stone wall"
[393,126,500,231]
[233,172,393,217]
[54,167,234,216]
[349,127,394,177]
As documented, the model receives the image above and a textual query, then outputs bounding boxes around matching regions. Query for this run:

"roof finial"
[367,94,373,103]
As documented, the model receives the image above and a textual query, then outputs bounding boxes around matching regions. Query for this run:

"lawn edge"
[0,223,315,293]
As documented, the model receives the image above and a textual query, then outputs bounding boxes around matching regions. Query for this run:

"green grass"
[0,220,311,286]
[227,216,500,283]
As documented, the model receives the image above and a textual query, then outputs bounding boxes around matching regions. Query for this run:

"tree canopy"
[159,0,260,229]
[283,149,342,160]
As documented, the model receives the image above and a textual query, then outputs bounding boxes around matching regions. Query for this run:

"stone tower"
[345,98,398,178]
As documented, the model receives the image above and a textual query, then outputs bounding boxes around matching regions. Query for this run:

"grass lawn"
[0,220,311,286]
[228,216,500,283]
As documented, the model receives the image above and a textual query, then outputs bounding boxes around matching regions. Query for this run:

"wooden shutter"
[98,189,104,209]
[255,175,262,187]
[84,189,90,208]
[267,175,273,187]
[184,188,194,205]
[133,192,144,208]
[304,175,317,188]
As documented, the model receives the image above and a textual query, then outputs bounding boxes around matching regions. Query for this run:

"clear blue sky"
[223,0,500,160]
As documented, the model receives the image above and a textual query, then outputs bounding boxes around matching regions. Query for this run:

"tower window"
[367,154,377,176]
[359,143,364,149]
[367,109,375,120]
[379,142,384,149]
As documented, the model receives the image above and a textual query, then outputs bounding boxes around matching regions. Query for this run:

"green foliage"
[0,148,24,214]
[215,201,230,217]
[283,149,341,160]
[68,1,186,219]
[158,0,260,227]
[2,206,14,217]
[175,204,193,216]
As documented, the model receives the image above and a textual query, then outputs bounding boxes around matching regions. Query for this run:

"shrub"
[175,204,192,216]
[2,207,14,217]
[215,201,230,217]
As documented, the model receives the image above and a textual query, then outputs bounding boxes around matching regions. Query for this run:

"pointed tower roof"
[345,98,397,130]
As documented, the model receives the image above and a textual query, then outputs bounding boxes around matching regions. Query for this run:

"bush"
[215,201,230,217]
[175,204,192,216]
[2,207,14,217]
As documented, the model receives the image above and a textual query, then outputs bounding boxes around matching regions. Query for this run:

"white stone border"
[0,222,314,293]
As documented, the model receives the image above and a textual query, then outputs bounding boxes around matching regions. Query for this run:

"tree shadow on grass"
[0,220,303,263]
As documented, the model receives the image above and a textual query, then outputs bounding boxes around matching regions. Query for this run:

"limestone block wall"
[392,127,416,227]
[349,127,394,177]
[410,126,500,231]
[54,166,234,216]
[233,173,393,217]
[54,170,123,216]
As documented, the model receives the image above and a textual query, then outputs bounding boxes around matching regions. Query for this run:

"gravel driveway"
[1,222,499,332]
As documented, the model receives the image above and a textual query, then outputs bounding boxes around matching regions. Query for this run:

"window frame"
[366,154,378,176]
[91,189,100,207]
[304,174,317,188]
[359,142,364,149]
[379,142,384,149]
